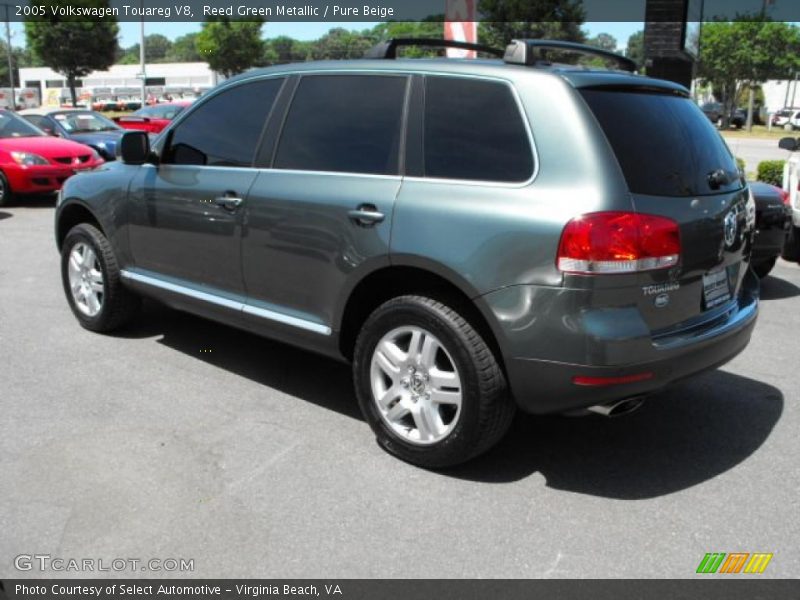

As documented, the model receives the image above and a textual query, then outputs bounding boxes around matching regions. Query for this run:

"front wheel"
[0,171,11,207]
[61,223,140,332]
[353,295,515,468]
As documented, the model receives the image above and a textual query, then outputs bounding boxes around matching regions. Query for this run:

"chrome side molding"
[120,269,332,336]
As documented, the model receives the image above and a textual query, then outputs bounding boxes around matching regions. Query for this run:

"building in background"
[644,0,702,89]
[762,78,800,113]
[18,62,221,108]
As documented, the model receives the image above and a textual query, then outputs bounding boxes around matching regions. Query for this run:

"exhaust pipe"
[586,397,645,418]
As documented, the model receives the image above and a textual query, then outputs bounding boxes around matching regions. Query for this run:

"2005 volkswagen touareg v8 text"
[55,39,759,467]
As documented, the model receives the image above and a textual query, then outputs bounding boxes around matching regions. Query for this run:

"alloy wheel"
[67,242,104,317]
[369,326,463,445]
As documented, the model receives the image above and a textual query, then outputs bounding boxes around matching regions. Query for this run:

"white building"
[762,78,800,113]
[18,62,221,107]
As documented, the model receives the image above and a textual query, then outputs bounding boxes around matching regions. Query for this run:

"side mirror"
[119,130,151,165]
[778,137,799,152]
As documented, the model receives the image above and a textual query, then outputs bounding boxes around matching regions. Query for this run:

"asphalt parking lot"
[1,196,799,579]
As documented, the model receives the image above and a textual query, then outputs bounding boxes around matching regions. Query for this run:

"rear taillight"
[557,211,681,274]
[780,187,791,206]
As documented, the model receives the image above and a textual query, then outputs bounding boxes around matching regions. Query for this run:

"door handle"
[214,194,243,211]
[348,204,385,227]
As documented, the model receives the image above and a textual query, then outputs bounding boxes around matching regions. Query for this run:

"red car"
[113,101,192,134]
[0,110,104,206]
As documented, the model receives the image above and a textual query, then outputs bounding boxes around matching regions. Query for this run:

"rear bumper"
[482,270,759,414]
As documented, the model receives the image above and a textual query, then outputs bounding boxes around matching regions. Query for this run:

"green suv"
[55,40,759,467]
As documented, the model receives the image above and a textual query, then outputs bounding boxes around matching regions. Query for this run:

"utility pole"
[4,5,13,111]
[139,0,146,106]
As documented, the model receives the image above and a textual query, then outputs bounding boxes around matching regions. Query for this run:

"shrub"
[735,156,746,173]
[757,160,786,186]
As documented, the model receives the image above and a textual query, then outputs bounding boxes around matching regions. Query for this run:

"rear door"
[580,87,754,333]
[241,73,408,335]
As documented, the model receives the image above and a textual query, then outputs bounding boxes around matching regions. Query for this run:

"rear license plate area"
[702,267,731,309]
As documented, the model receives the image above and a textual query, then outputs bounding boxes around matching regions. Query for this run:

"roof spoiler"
[503,39,638,73]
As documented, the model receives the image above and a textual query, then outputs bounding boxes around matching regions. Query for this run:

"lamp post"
[139,0,146,105]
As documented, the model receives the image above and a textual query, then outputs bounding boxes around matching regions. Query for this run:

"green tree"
[264,36,312,65]
[625,30,644,69]
[698,19,800,129]
[24,0,119,106]
[165,33,202,62]
[144,34,172,62]
[478,0,586,48]
[196,18,264,77]
[368,20,447,57]
[587,32,617,52]
[0,41,39,88]
[118,44,139,64]
[310,27,375,60]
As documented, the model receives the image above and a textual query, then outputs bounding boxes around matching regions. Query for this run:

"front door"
[126,77,286,295]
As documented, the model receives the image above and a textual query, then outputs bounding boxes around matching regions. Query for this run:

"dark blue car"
[19,109,128,161]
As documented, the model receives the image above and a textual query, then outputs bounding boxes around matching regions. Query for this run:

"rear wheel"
[61,223,140,332]
[753,257,777,278]
[353,295,515,468]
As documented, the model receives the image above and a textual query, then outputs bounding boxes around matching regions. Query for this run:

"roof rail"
[364,38,505,59]
[503,39,638,73]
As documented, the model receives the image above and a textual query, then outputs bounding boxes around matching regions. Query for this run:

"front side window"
[0,111,45,138]
[274,75,408,175]
[165,78,283,168]
[423,77,534,182]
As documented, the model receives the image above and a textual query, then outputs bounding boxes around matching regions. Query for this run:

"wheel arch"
[56,200,105,250]
[337,261,507,373]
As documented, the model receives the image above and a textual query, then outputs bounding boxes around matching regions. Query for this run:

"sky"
[6,21,645,52]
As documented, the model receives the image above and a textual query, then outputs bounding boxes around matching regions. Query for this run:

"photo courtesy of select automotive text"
[1,0,799,596]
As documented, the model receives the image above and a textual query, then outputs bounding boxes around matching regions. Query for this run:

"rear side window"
[165,78,283,168]
[274,75,408,175]
[423,77,533,182]
[581,89,741,197]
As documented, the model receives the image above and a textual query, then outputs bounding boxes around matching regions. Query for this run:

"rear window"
[581,89,741,197]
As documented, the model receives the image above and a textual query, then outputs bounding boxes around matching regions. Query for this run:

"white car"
[780,136,800,261]
[773,108,800,130]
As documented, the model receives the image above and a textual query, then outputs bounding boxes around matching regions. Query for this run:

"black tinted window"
[581,89,741,196]
[274,75,407,175]
[423,77,533,182]
[166,79,282,167]
[24,115,48,129]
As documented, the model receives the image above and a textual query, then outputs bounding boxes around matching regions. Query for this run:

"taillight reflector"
[557,211,681,274]
[572,372,654,387]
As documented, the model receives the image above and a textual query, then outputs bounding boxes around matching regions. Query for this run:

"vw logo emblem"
[723,211,737,248]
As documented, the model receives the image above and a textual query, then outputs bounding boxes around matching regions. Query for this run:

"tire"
[782,226,800,262]
[61,223,140,332]
[0,171,11,207]
[753,257,777,279]
[353,295,515,468]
